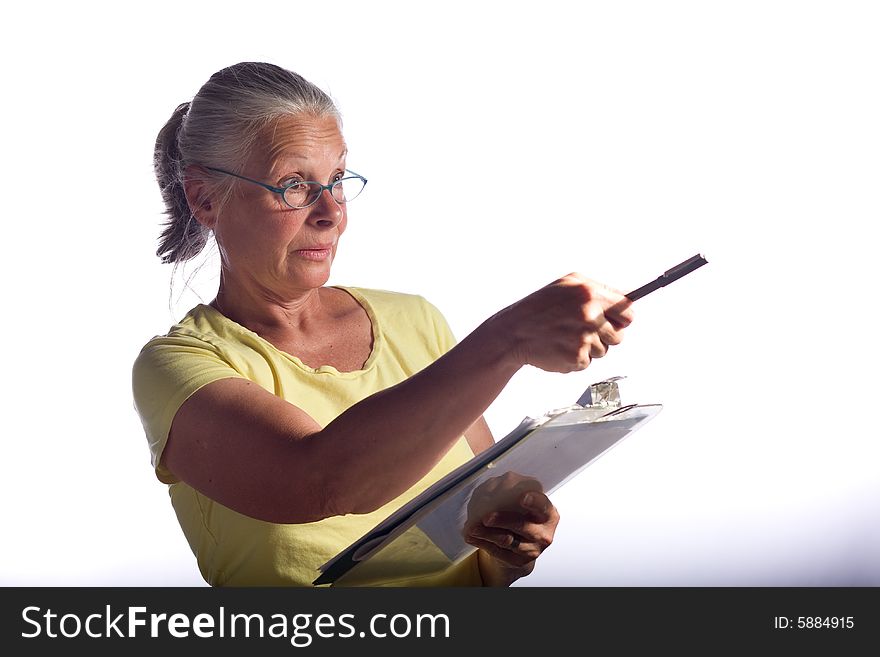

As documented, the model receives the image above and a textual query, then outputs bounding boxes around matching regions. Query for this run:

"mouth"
[293,243,335,261]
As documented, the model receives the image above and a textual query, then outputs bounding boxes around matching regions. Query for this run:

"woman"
[133,62,634,586]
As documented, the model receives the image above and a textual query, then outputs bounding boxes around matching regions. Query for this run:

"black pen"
[625,254,708,301]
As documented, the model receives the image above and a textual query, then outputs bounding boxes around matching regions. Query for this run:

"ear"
[183,166,220,230]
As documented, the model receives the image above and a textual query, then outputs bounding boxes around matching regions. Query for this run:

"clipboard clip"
[576,376,626,409]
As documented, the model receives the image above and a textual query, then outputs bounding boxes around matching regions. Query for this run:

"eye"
[279,176,306,188]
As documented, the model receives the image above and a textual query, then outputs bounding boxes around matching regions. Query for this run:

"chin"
[292,265,333,290]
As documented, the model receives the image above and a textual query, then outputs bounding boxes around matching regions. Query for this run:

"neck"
[211,273,329,337]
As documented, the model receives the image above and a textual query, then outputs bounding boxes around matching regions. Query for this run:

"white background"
[2,0,877,586]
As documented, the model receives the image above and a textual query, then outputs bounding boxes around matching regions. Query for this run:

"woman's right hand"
[488,273,634,373]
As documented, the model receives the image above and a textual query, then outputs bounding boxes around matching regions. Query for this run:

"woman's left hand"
[464,480,560,586]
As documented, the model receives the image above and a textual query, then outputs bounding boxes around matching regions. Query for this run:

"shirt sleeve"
[132,335,245,483]
[419,296,459,357]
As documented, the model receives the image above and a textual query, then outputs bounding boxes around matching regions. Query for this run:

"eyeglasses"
[205,166,368,210]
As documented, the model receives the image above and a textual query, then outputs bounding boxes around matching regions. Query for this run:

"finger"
[606,296,634,328]
[472,517,545,546]
[588,335,608,359]
[581,304,623,355]
[572,278,633,328]
[520,491,559,523]
[468,528,546,561]
[572,350,592,371]
[581,299,607,330]
[466,535,536,566]
[577,330,607,360]
[479,510,557,545]
[597,320,624,347]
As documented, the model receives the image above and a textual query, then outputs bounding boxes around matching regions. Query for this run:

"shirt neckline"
[197,285,383,378]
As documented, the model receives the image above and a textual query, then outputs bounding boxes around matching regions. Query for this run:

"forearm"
[316,315,521,515]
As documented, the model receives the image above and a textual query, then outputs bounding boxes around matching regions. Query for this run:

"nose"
[308,188,344,228]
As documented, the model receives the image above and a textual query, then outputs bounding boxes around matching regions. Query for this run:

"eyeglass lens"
[283,176,365,208]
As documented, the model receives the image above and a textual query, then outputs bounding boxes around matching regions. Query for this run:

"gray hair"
[153,62,341,264]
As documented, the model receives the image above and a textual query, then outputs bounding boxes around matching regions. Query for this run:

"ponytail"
[153,102,210,264]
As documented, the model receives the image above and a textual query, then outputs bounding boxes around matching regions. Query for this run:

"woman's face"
[213,114,349,301]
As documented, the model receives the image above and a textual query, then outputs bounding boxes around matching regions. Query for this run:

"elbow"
[317,469,387,518]
[313,455,391,518]
[294,430,396,520]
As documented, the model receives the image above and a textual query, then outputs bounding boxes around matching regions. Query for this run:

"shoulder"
[339,286,457,356]
[340,286,445,321]
[132,305,249,388]
[135,304,247,357]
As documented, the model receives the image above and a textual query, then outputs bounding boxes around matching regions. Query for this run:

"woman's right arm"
[161,273,633,524]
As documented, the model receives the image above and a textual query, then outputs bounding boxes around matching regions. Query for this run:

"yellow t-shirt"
[132,286,482,586]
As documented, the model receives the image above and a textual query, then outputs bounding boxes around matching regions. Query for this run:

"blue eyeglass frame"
[205,166,368,209]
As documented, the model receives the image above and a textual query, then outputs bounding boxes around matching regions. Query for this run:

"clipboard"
[314,376,661,586]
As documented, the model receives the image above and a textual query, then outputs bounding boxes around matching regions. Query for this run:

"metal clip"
[576,376,626,408]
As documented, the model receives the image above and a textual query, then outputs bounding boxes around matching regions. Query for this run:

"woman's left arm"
[464,419,561,587]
